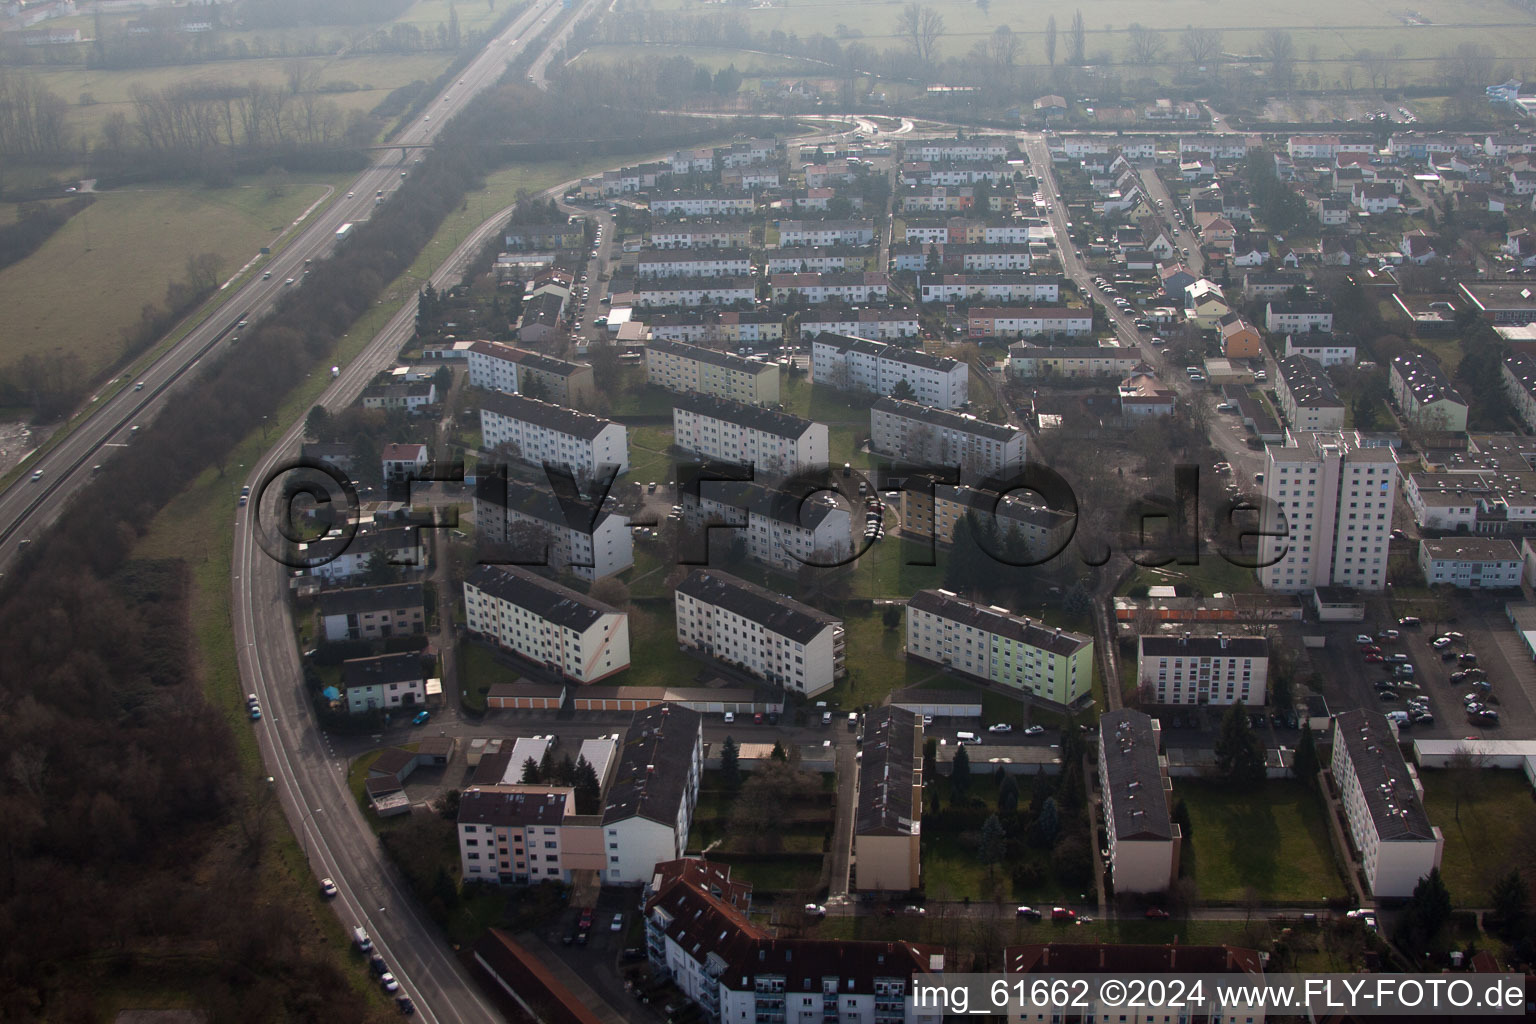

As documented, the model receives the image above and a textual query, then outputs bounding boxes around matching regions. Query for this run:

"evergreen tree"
[890,378,917,401]
[1033,796,1060,847]
[574,756,601,815]
[1029,772,1053,816]
[771,740,788,761]
[1403,868,1453,942]
[1490,870,1528,935]
[1171,797,1192,840]
[951,743,972,799]
[998,774,1020,815]
[980,814,1007,877]
[1214,702,1266,789]
[538,747,556,782]
[520,756,540,784]
[1293,725,1319,790]
[721,736,742,792]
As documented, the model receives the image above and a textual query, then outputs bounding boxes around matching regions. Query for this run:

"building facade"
[479,391,630,480]
[675,570,846,696]
[905,590,1094,705]
[1331,709,1443,898]
[463,565,631,683]
[1098,709,1181,894]
[811,333,969,409]
[645,338,782,406]
[672,393,829,480]
[1135,633,1270,706]
[869,398,1026,484]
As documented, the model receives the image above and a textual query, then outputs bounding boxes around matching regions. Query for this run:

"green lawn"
[1421,769,1536,905]
[622,603,702,688]
[0,178,336,380]
[628,424,675,486]
[459,639,522,711]
[1178,780,1346,903]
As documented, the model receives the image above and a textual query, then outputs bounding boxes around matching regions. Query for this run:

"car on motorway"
[30,470,42,481]
[134,381,145,390]
[320,877,338,898]
[263,271,272,280]
[412,710,430,725]
[1016,905,1042,919]
[347,192,354,198]
[249,703,262,719]
[284,278,295,286]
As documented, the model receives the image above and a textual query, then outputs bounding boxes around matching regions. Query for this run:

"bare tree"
[1439,42,1494,89]
[898,3,946,64]
[1180,25,1222,67]
[1447,745,1486,822]
[1259,29,1297,92]
[1068,9,1087,65]
[987,24,1020,73]
[1126,23,1165,65]
[1044,14,1058,66]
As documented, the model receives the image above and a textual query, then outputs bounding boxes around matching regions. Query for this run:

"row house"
[672,392,828,480]
[318,582,425,643]
[681,479,853,573]
[717,138,778,168]
[1242,269,1304,298]
[675,569,845,697]
[1265,299,1334,334]
[649,192,756,217]
[668,147,717,175]
[1388,131,1480,160]
[918,273,1059,304]
[905,589,1094,705]
[720,166,780,190]
[770,271,888,305]
[1284,333,1357,366]
[1287,134,1376,160]
[785,187,864,212]
[504,222,585,250]
[776,219,876,246]
[466,341,596,408]
[907,136,1011,161]
[899,186,973,213]
[803,159,862,187]
[868,397,1026,483]
[297,526,425,583]
[632,276,756,309]
[473,474,634,581]
[362,381,436,413]
[1004,344,1141,380]
[478,391,630,480]
[810,333,969,409]
[967,306,1092,338]
[898,160,1012,186]
[647,223,753,249]
[1177,134,1256,161]
[636,249,752,279]
[645,338,780,405]
[463,564,631,683]
[764,246,873,274]
[794,307,919,342]
[643,311,785,350]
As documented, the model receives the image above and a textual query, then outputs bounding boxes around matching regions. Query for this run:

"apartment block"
[869,398,1026,483]
[1004,943,1264,1024]
[457,786,577,884]
[1391,352,1469,432]
[1135,632,1270,706]
[672,392,828,480]
[1265,300,1334,334]
[905,590,1094,705]
[602,703,705,882]
[478,391,629,480]
[645,338,781,406]
[854,706,923,892]
[463,565,631,684]
[317,582,425,642]
[675,569,845,697]
[1276,355,1346,432]
[472,474,634,581]
[1098,710,1180,894]
[1257,431,1398,593]
[1331,709,1443,898]
[466,341,596,408]
[898,481,1075,559]
[681,479,853,573]
[1504,352,1536,431]
[811,333,969,409]
[1284,333,1357,367]
[1417,537,1523,588]
[795,307,919,341]
[1005,344,1141,380]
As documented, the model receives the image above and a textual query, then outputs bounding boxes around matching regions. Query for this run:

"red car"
[1145,908,1171,919]
[1051,907,1076,922]
[578,908,594,931]
[1364,653,1384,663]
[1360,646,1382,655]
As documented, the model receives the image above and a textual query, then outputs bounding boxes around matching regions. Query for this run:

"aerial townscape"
[13,0,1536,1020]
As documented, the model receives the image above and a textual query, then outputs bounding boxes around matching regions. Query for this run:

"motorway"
[0,0,565,568]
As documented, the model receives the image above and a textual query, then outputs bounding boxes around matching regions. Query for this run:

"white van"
[956,732,981,745]
[353,926,372,952]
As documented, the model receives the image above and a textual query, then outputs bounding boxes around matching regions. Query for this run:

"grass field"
[1421,768,1536,905]
[0,177,338,381]
[570,43,831,75]
[1179,780,1347,903]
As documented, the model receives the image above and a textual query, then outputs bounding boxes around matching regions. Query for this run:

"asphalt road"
[0,0,564,570]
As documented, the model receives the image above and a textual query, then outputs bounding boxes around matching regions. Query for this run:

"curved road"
[0,0,564,567]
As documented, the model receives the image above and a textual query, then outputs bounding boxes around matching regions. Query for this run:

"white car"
[379,973,399,993]
[320,878,338,898]
[723,712,735,724]
[987,723,1013,734]
[804,904,826,917]
[1024,724,1045,736]
[1432,637,1453,650]
[30,470,43,481]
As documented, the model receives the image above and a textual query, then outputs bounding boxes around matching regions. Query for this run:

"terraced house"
[645,338,781,406]
[462,565,631,684]
[904,590,1094,705]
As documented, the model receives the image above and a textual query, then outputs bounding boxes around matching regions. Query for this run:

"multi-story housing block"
[1331,709,1443,898]
[645,338,781,405]
[1098,709,1180,894]
[905,590,1094,705]
[463,564,631,683]
[672,393,828,479]
[869,397,1026,483]
[478,391,629,480]
[811,333,969,409]
[675,569,845,696]
[1136,633,1270,706]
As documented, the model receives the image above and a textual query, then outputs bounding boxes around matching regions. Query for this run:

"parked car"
[1051,907,1076,922]
[804,904,827,917]
[611,912,624,931]
[320,877,338,898]
[1145,908,1171,919]
[395,995,415,1016]
[1355,635,1374,645]
[412,710,430,725]
[988,723,1013,733]
[1016,905,1042,919]
[380,973,399,994]
[1432,636,1453,650]
[1024,724,1045,735]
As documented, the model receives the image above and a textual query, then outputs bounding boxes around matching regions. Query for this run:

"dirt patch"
[0,420,40,476]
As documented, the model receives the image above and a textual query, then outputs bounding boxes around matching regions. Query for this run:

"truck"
[336,223,353,241]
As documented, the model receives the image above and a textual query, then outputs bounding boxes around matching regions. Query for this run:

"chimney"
[1218,632,1228,649]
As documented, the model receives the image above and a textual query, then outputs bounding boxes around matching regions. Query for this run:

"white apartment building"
[465,341,595,408]
[1418,538,1523,588]
[672,392,829,480]
[905,590,1094,705]
[795,308,919,341]
[967,306,1093,338]
[1504,352,1536,432]
[811,333,970,409]
[1391,352,1470,432]
[649,193,756,217]
[602,703,704,883]
[1098,709,1180,894]
[1331,709,1444,898]
[1257,431,1399,593]
[636,249,752,278]
[1136,633,1270,707]
[1266,300,1335,334]
[479,391,629,480]
[633,276,756,309]
[675,569,846,697]
[645,338,781,406]
[869,397,1026,483]
[1284,334,1357,366]
[1004,344,1142,380]
[341,652,428,714]
[918,273,1060,304]
[648,224,752,249]
[776,219,876,246]
[682,480,853,572]
[765,248,867,274]
[1276,355,1346,433]
[1005,942,1265,1024]
[770,271,889,305]
[457,786,577,884]
[908,137,1010,161]
[472,477,634,581]
[463,564,631,683]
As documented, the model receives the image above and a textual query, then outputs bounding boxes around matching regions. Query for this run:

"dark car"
[369,953,388,976]
[395,995,415,1016]
[1145,907,1171,919]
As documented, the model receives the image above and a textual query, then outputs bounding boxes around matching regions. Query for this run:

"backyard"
[1178,780,1347,904]
[1421,768,1536,905]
